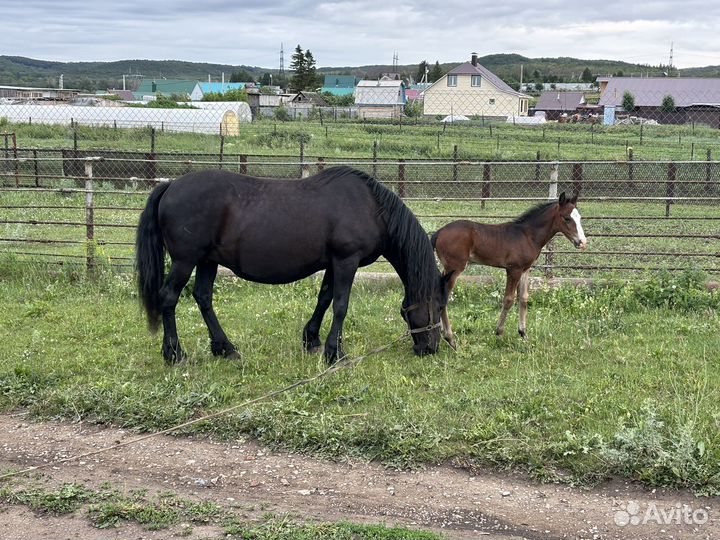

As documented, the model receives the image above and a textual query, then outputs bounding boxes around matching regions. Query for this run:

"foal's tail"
[429,230,440,250]
[135,181,172,334]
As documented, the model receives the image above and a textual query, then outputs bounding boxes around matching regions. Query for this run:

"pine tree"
[289,44,307,92]
[430,61,442,83]
[304,49,318,90]
[581,67,593,83]
[415,60,429,84]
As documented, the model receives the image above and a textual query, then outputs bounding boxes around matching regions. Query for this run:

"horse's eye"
[563,217,572,223]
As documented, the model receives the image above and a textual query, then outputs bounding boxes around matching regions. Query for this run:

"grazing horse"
[431,193,587,346]
[135,166,451,364]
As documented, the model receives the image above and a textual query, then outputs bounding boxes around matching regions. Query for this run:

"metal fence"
[1,151,718,279]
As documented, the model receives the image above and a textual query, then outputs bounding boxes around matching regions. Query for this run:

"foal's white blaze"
[570,208,588,249]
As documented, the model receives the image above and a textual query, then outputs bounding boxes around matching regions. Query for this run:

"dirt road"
[0,414,717,539]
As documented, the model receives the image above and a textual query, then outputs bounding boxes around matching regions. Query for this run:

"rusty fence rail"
[0,155,718,279]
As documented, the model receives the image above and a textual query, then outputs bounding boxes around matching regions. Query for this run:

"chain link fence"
[1,150,718,279]
[1,85,719,278]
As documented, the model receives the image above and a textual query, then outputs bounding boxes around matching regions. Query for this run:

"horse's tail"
[430,229,439,250]
[135,181,172,333]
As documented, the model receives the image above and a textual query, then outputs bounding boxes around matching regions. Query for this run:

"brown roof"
[448,62,524,96]
[598,77,720,107]
[535,91,585,111]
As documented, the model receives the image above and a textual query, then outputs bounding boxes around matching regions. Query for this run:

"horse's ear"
[558,192,567,205]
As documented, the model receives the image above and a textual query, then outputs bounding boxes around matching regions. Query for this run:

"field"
[1,263,719,495]
[1,117,720,536]
[4,115,720,161]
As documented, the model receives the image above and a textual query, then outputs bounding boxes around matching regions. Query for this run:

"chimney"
[471,52,478,67]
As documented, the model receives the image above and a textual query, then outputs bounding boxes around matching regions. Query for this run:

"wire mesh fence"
[1,151,718,279]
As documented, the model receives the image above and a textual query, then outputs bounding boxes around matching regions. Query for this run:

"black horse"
[135,166,451,364]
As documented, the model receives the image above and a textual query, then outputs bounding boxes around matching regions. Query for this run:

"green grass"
[0,262,719,494]
[0,480,441,539]
[4,115,720,161]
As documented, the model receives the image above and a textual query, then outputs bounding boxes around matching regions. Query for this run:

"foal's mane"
[319,166,438,302]
[512,201,557,225]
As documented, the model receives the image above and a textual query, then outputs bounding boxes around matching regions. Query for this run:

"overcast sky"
[2,0,719,70]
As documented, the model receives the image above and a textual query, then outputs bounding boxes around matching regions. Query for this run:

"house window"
[489,98,495,105]
[471,75,481,87]
[447,75,457,87]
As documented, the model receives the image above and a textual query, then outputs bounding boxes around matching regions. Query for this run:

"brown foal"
[431,193,587,347]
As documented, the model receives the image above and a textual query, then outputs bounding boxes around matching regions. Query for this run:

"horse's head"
[556,192,588,250]
[401,274,451,356]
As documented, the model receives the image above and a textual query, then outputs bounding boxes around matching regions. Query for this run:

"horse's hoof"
[163,344,186,365]
[443,335,457,351]
[306,345,322,354]
[518,329,527,340]
[224,350,241,360]
[495,328,505,336]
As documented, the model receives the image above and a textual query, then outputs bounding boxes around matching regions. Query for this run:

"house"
[281,91,330,119]
[534,91,586,120]
[0,85,79,101]
[597,76,720,126]
[423,53,530,118]
[321,75,358,96]
[133,79,197,101]
[190,82,249,101]
[354,80,406,119]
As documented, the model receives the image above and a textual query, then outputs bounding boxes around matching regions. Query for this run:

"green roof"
[135,79,197,96]
[322,75,358,88]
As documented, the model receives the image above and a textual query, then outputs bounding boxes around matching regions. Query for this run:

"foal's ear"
[570,194,578,205]
[558,192,567,205]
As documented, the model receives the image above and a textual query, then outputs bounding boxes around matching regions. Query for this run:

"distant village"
[2,52,720,131]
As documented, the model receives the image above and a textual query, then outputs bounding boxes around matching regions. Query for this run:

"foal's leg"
[495,268,522,336]
[192,261,239,359]
[302,269,334,353]
[517,270,531,339]
[324,257,360,364]
[159,260,195,364]
[440,269,461,349]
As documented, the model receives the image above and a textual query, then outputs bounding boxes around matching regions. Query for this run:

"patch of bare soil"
[0,414,717,540]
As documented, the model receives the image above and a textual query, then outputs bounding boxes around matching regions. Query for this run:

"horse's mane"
[319,166,438,302]
[512,201,557,225]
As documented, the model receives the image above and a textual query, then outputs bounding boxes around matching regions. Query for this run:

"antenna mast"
[668,41,674,75]
[279,43,285,82]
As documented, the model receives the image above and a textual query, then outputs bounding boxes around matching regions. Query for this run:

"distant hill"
[0,54,713,92]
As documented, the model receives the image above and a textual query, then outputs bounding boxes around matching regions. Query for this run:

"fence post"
[666,161,676,217]
[572,162,583,198]
[84,158,98,278]
[240,154,247,175]
[145,127,157,180]
[706,149,713,197]
[219,135,225,169]
[628,148,634,191]
[33,148,39,187]
[481,163,491,209]
[544,162,560,277]
[372,140,378,179]
[317,156,325,172]
[398,159,406,199]
[453,144,459,182]
[299,134,305,177]
[535,151,541,183]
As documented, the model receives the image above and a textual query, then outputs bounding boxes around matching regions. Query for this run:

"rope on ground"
[0,332,410,482]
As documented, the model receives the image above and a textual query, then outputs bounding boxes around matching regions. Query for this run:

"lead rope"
[0,325,437,482]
